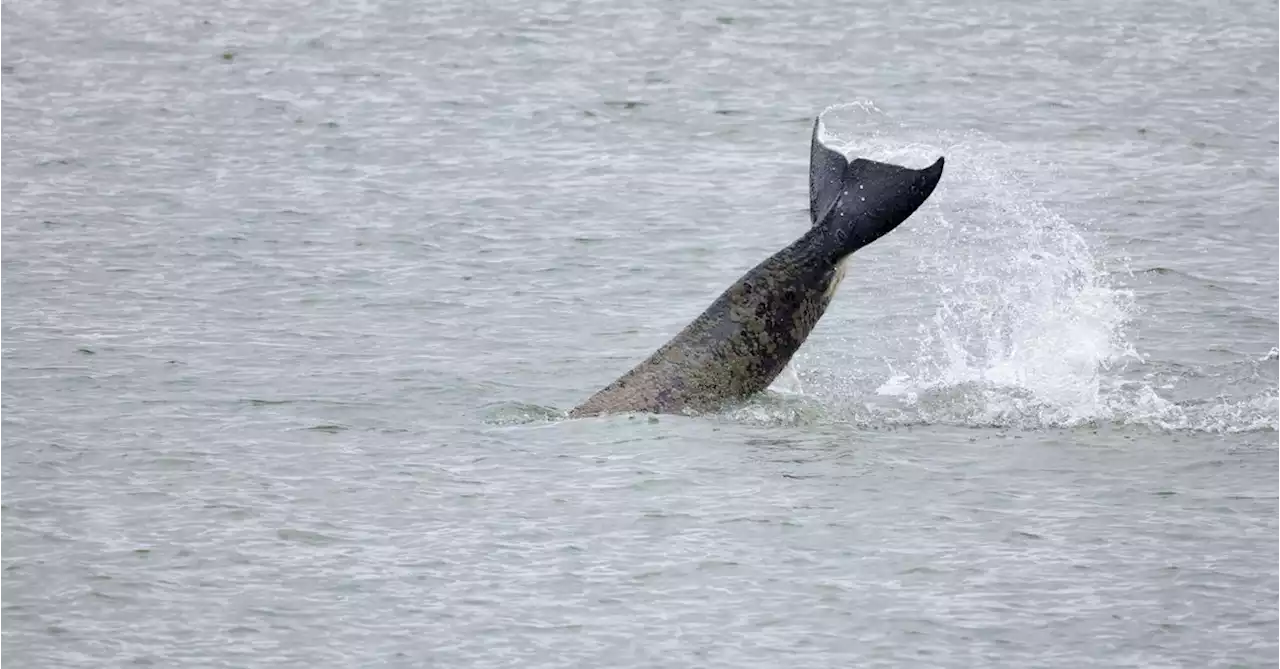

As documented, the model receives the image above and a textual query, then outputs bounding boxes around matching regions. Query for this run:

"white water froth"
[790,103,1276,434]
[875,197,1137,426]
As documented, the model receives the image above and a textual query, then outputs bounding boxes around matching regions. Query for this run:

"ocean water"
[3,0,1277,666]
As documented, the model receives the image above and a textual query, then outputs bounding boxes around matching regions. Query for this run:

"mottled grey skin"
[570,115,945,417]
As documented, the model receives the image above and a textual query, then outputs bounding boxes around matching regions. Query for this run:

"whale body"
[570,114,945,417]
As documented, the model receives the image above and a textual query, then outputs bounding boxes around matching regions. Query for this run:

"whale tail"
[808,116,945,257]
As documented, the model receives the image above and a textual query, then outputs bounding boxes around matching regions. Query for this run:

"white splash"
[812,106,1135,427]
[876,198,1138,426]
[769,363,805,395]
[759,104,1276,434]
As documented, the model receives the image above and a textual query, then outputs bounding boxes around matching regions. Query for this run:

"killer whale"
[570,113,945,417]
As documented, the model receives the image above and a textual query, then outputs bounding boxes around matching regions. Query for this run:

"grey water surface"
[3,0,1277,667]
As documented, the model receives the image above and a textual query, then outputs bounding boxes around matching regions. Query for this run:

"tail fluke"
[808,114,945,256]
[809,116,850,225]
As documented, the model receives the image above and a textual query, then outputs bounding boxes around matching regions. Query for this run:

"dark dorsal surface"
[569,113,945,417]
[809,116,849,225]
